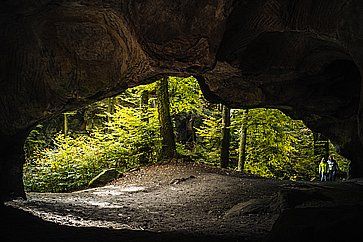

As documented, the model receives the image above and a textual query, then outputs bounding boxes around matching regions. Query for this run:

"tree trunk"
[156,77,176,160]
[139,90,150,164]
[220,105,231,168]
[107,97,115,124]
[313,133,329,160]
[140,90,149,123]
[63,113,68,136]
[238,109,249,172]
[324,139,330,159]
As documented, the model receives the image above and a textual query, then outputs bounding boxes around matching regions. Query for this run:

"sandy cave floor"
[3,161,363,242]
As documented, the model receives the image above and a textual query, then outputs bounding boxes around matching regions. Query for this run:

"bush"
[24,89,161,192]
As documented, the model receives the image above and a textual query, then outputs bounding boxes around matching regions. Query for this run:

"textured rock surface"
[0,0,363,200]
[267,206,362,242]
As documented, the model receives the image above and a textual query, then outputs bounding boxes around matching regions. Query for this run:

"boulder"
[224,198,272,218]
[88,169,121,188]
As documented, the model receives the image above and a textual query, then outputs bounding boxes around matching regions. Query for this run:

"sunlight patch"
[86,201,123,208]
[90,185,146,196]
[92,190,123,196]
[119,185,145,192]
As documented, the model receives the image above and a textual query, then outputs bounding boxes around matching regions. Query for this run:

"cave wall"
[0,0,362,200]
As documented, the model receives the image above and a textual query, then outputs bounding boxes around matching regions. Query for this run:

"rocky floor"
[3,161,363,242]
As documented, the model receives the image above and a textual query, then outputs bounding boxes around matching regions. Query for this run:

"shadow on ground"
[1,205,245,242]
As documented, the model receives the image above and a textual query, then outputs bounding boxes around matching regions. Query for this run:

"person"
[319,157,327,182]
[327,155,339,181]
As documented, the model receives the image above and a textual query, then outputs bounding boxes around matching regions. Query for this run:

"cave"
[1,0,363,241]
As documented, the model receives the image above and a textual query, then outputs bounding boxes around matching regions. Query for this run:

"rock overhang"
[0,0,363,200]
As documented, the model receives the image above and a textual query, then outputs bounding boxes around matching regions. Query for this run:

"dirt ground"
[3,161,363,242]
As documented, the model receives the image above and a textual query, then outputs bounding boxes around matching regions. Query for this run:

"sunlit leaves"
[24,86,161,192]
[169,76,204,115]
[24,76,350,193]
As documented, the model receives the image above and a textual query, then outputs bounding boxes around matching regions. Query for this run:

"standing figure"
[327,155,339,181]
[319,158,327,182]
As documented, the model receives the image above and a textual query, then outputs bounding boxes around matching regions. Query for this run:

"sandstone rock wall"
[0,0,362,200]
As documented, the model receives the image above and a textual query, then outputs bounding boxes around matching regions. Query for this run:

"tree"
[63,112,76,136]
[237,109,249,172]
[139,89,150,164]
[107,97,116,124]
[156,77,176,160]
[140,90,149,123]
[63,113,69,136]
[313,133,330,160]
[220,105,231,168]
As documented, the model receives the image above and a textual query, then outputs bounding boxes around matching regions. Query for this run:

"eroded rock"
[224,186,333,217]
[1,0,363,200]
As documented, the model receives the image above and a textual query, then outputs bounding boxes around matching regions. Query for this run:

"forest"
[23,76,349,192]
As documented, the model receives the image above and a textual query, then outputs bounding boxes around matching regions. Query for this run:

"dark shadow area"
[267,205,363,242]
[1,205,247,242]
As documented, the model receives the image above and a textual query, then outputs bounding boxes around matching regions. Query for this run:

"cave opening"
[1,55,361,241]
[2,1,363,241]
[2,75,357,242]
[22,75,352,194]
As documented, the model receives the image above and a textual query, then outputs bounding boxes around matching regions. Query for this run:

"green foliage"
[24,76,350,192]
[195,108,222,164]
[24,86,161,192]
[169,76,203,115]
[232,108,317,180]
[24,133,115,192]
[195,107,348,180]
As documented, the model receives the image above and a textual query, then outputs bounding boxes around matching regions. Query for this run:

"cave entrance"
[4,75,353,241]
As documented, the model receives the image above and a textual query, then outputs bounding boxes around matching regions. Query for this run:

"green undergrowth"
[24,77,349,193]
